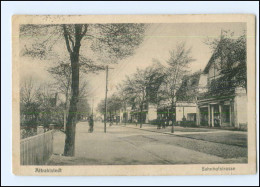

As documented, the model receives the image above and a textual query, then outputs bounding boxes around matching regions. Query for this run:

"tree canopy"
[205,30,247,93]
[20,23,147,156]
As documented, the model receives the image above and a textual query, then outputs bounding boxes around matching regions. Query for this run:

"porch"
[198,100,234,128]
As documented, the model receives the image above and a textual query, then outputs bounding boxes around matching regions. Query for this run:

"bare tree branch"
[63,25,72,54]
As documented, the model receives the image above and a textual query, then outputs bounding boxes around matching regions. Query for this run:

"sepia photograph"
[12,14,256,176]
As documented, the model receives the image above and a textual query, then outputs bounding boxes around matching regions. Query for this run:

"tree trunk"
[64,51,80,156]
[63,24,86,156]
[109,112,112,125]
[124,104,127,125]
[140,105,143,128]
[115,110,118,125]
[171,101,176,133]
[63,88,69,131]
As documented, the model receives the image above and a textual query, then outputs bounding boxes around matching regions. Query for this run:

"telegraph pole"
[104,66,108,133]
[91,98,94,116]
[124,103,127,126]
[104,65,114,133]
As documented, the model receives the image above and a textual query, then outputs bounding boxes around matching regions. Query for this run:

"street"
[47,121,247,165]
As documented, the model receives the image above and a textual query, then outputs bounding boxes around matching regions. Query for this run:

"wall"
[147,104,157,122]
[235,91,247,128]
[176,106,197,121]
[207,58,221,84]
[119,109,124,122]
[198,74,208,93]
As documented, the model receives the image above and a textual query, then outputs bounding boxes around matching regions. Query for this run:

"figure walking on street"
[157,116,161,129]
[162,117,166,129]
[109,117,113,126]
[88,115,94,133]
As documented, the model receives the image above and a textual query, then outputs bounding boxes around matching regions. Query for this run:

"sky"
[20,22,246,111]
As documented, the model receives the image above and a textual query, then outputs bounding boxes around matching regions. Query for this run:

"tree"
[20,78,40,136]
[157,43,195,132]
[123,69,147,127]
[121,63,165,127]
[205,30,247,92]
[20,79,65,138]
[109,94,123,124]
[77,98,91,120]
[97,94,122,123]
[20,77,37,105]
[116,84,133,124]
[48,63,91,128]
[36,84,62,128]
[144,63,166,105]
[20,23,146,156]
[47,62,72,116]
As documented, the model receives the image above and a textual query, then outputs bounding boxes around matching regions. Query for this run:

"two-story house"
[197,52,247,129]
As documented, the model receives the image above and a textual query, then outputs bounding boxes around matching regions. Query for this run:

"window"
[187,113,196,121]
[222,105,230,123]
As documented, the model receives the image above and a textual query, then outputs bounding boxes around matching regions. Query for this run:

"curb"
[120,124,177,136]
[120,124,247,148]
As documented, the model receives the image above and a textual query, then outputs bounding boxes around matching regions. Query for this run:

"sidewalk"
[120,123,247,135]
[120,123,229,135]
[121,123,247,147]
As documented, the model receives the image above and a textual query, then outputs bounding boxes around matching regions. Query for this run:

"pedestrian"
[157,116,161,129]
[88,115,94,133]
[214,115,220,127]
[182,116,187,127]
[162,118,166,129]
[109,117,113,126]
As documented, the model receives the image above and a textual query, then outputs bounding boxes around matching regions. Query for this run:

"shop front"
[198,99,234,128]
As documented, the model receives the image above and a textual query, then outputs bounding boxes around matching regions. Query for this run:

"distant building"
[155,71,201,126]
[119,106,132,123]
[128,103,157,124]
[175,71,201,126]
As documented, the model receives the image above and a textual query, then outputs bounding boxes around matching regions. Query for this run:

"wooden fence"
[20,130,54,165]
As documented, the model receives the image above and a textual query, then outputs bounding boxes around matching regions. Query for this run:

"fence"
[20,130,54,165]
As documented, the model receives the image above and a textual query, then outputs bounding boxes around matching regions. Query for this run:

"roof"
[203,36,226,74]
[197,88,235,104]
[203,49,219,74]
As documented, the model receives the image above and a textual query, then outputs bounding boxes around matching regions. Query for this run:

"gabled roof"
[203,48,220,74]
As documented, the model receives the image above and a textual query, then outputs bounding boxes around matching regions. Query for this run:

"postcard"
[12,14,256,176]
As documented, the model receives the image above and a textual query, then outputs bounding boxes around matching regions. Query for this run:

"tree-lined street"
[47,122,247,165]
[19,22,249,166]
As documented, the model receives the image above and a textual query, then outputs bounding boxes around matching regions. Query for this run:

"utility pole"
[63,110,66,131]
[124,103,127,126]
[171,96,176,133]
[104,66,108,133]
[104,65,114,133]
[104,65,115,132]
[92,98,94,116]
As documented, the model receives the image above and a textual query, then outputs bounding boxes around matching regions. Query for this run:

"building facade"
[196,52,247,129]
[175,71,201,126]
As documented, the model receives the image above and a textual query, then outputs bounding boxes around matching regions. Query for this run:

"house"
[119,106,132,123]
[175,71,201,126]
[156,71,201,126]
[196,50,247,129]
[128,103,157,124]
